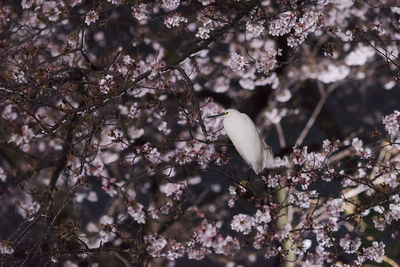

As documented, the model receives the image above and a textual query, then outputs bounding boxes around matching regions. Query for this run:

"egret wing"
[258,129,275,169]
[224,112,264,172]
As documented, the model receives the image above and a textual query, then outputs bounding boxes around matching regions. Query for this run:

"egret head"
[207,109,238,119]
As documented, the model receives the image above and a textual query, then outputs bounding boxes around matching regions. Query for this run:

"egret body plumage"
[209,109,275,174]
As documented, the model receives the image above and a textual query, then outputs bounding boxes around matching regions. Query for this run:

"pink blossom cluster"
[246,21,265,38]
[382,110,400,136]
[228,53,245,72]
[164,14,187,28]
[160,182,186,200]
[99,75,114,94]
[268,11,297,36]
[162,0,180,10]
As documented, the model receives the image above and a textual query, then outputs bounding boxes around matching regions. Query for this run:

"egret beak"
[207,112,227,118]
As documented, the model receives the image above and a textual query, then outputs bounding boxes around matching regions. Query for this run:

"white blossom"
[128,103,140,119]
[2,104,17,121]
[231,214,253,235]
[255,48,278,74]
[99,74,114,94]
[228,53,245,72]
[362,241,385,263]
[162,0,180,10]
[253,207,271,225]
[382,110,400,136]
[345,44,375,66]
[128,203,146,224]
[160,182,186,200]
[132,4,147,21]
[274,223,291,242]
[340,234,361,254]
[144,235,167,257]
[85,10,98,26]
[0,167,6,182]
[246,22,264,38]
[269,11,296,36]
[164,14,187,28]
[196,17,213,39]
[0,241,13,255]
[287,11,321,47]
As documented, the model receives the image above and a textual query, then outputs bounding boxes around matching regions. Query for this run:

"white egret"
[208,109,275,174]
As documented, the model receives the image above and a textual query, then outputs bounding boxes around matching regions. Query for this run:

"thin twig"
[275,122,286,148]
[174,66,209,142]
[295,81,338,146]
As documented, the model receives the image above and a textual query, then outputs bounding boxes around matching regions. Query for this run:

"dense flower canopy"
[1,0,400,266]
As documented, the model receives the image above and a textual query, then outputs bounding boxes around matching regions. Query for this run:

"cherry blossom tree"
[1,0,400,266]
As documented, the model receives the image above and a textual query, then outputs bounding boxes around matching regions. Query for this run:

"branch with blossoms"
[1,0,400,267]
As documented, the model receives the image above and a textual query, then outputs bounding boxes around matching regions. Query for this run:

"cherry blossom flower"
[157,121,171,135]
[351,137,371,159]
[128,202,146,224]
[264,108,287,124]
[246,22,264,38]
[101,177,118,197]
[287,11,321,47]
[106,0,122,5]
[162,0,180,10]
[322,139,340,153]
[99,75,114,94]
[268,11,296,36]
[362,241,385,263]
[164,14,187,28]
[316,64,350,84]
[16,193,40,221]
[0,241,14,255]
[230,214,253,235]
[194,220,217,247]
[187,246,208,260]
[253,206,272,225]
[160,182,186,200]
[385,195,400,224]
[263,174,280,188]
[345,44,376,66]
[85,10,98,26]
[288,190,318,209]
[274,223,291,242]
[340,234,361,254]
[228,53,245,72]
[12,71,27,84]
[136,142,160,164]
[213,235,240,256]
[314,228,334,248]
[196,17,213,39]
[132,4,147,21]
[1,104,17,121]
[275,88,292,102]
[144,235,168,257]
[42,1,61,22]
[255,49,278,74]
[324,198,345,218]
[0,167,6,182]
[166,240,185,260]
[128,103,140,119]
[21,0,34,9]
[382,110,400,136]
[84,158,104,177]
[9,125,35,151]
